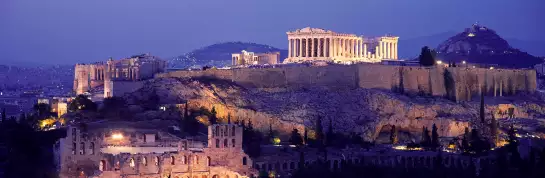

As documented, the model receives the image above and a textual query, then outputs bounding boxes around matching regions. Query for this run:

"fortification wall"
[157,65,536,101]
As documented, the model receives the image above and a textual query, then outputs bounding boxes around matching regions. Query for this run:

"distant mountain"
[434,24,542,68]
[399,32,545,59]
[169,42,288,69]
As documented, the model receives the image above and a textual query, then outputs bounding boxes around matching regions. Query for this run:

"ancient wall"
[157,65,536,101]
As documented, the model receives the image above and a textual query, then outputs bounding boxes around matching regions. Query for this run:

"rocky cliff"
[124,77,545,142]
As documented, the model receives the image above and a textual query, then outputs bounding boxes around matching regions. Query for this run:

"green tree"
[33,103,52,119]
[326,118,334,146]
[390,125,398,144]
[315,116,324,147]
[421,127,431,148]
[1,108,6,123]
[431,124,439,150]
[209,106,218,124]
[461,127,470,153]
[100,96,127,118]
[68,95,97,112]
[290,128,303,146]
[418,46,437,66]
[490,114,498,147]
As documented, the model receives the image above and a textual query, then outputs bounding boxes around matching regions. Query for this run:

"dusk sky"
[1,0,544,65]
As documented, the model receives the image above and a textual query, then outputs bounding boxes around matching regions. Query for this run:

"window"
[282,162,287,170]
[171,156,175,165]
[79,142,85,155]
[215,139,219,148]
[232,139,236,147]
[290,162,295,169]
[72,128,77,141]
[89,142,95,155]
[223,139,228,147]
[275,162,280,170]
[207,157,211,166]
[182,155,187,164]
[242,157,247,165]
[142,157,147,166]
[155,156,160,166]
[129,158,135,168]
[232,126,236,136]
[215,126,220,137]
[255,164,260,169]
[72,142,76,155]
[224,125,228,136]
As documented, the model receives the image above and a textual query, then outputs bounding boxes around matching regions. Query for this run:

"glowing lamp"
[112,133,124,140]
[489,67,494,69]
[436,60,442,65]
[462,61,466,64]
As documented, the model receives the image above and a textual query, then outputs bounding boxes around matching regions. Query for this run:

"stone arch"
[99,160,106,171]
[207,156,211,166]
[171,156,175,165]
[129,158,135,168]
[212,175,219,178]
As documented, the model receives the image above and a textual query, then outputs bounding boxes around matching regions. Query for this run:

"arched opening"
[182,155,187,164]
[242,157,247,165]
[232,126,236,136]
[224,125,228,136]
[202,176,207,178]
[194,155,199,164]
[290,162,295,169]
[99,160,106,171]
[212,175,219,178]
[142,157,147,166]
[207,156,211,166]
[223,139,228,147]
[255,164,260,170]
[155,156,160,166]
[171,156,175,165]
[72,142,76,155]
[215,126,220,137]
[89,142,95,155]
[232,139,236,147]
[79,142,85,155]
[282,162,287,170]
[333,160,339,170]
[215,139,220,148]
[275,162,280,171]
[129,158,135,168]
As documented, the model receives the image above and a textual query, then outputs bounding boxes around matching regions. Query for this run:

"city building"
[231,50,280,66]
[73,53,166,98]
[284,27,399,64]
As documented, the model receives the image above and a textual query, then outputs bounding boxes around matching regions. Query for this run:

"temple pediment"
[297,27,328,33]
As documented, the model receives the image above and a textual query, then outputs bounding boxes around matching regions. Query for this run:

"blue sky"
[1,0,543,65]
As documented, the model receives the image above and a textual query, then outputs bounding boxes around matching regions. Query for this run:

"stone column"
[306,38,310,57]
[387,42,391,59]
[394,42,398,59]
[299,39,303,57]
[316,38,322,57]
[364,43,367,58]
[288,39,292,58]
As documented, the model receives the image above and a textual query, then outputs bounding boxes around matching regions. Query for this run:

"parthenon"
[284,27,399,64]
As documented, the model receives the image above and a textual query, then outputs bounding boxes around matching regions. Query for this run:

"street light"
[112,133,124,140]
[462,61,466,64]
[436,60,443,65]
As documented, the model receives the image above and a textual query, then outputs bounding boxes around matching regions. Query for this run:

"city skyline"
[1,0,544,65]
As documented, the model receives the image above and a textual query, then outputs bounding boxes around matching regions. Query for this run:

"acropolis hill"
[131,63,542,142]
[157,63,536,102]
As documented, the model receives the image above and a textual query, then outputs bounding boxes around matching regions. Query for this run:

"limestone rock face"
[125,77,545,141]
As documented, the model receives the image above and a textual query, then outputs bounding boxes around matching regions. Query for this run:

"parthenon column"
[386,42,390,59]
[394,42,398,59]
[328,38,332,57]
[349,39,353,58]
[389,42,393,59]
[299,39,303,57]
[306,38,310,57]
[288,39,292,58]
[317,38,323,57]
[381,42,385,58]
